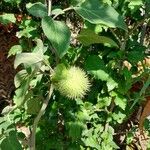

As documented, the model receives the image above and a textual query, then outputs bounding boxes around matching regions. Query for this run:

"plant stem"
[48,0,52,16]
[140,2,149,45]
[121,31,128,51]
[53,6,73,19]
[30,84,54,150]
[110,28,122,48]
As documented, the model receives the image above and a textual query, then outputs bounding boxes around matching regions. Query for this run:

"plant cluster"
[0,0,150,149]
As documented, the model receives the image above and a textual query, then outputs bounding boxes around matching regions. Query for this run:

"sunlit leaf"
[8,45,22,57]
[1,131,22,150]
[26,2,47,18]
[77,29,118,47]
[85,55,109,80]
[14,53,43,69]
[0,13,16,24]
[111,92,127,110]
[42,16,71,58]
[14,39,44,69]
[74,0,127,30]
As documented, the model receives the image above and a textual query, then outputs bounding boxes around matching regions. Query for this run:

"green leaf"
[74,0,127,30]
[85,55,109,80]
[14,39,44,69]
[26,2,47,18]
[106,78,118,91]
[16,26,37,38]
[25,98,41,114]
[33,39,45,55]
[14,70,27,88]
[42,16,71,58]
[97,97,111,108]
[0,118,12,132]
[13,78,30,107]
[77,29,118,47]
[52,64,68,81]
[67,122,84,141]
[14,53,43,69]
[111,92,127,110]
[1,131,22,150]
[0,13,16,24]
[84,136,101,149]
[139,76,150,96]
[128,0,143,13]
[3,0,21,4]
[70,0,85,6]
[112,111,126,124]
[8,45,22,57]
[76,107,90,122]
[128,51,145,64]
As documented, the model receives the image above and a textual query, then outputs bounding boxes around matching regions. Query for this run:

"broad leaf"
[14,70,27,88]
[0,13,16,24]
[14,53,43,69]
[1,131,22,150]
[111,92,127,110]
[97,97,111,108]
[107,78,118,91]
[67,122,84,141]
[84,136,101,149]
[77,29,118,47]
[85,55,109,80]
[13,79,30,106]
[25,98,41,115]
[70,0,85,6]
[42,17,71,58]
[8,45,22,57]
[127,51,145,64]
[42,16,71,58]
[14,39,44,69]
[26,2,47,18]
[3,0,21,4]
[128,0,143,13]
[112,111,126,124]
[74,0,127,30]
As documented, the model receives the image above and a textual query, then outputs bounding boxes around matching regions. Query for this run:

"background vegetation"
[0,0,150,149]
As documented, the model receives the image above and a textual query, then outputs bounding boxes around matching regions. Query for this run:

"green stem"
[110,28,122,48]
[53,6,73,19]
[48,0,52,16]
[30,84,54,150]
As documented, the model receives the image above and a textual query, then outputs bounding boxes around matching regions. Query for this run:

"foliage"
[0,0,150,149]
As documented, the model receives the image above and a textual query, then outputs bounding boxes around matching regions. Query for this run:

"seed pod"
[52,65,90,99]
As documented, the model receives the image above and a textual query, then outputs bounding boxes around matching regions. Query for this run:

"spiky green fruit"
[52,65,90,99]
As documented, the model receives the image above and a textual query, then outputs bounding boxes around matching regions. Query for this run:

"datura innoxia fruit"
[52,65,90,99]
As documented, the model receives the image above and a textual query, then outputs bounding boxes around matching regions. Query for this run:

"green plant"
[0,0,150,149]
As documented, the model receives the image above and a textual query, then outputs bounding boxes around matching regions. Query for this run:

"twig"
[129,19,145,35]
[104,97,115,132]
[121,31,128,51]
[29,84,54,150]
[110,28,122,47]
[140,2,149,45]
[53,6,73,19]
[48,0,52,16]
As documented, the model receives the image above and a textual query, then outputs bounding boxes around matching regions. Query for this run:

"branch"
[104,97,115,132]
[29,84,54,150]
[48,0,52,16]
[140,2,149,45]
[110,28,122,48]
[53,6,73,19]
